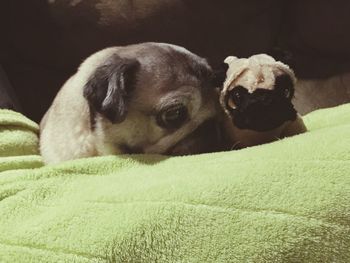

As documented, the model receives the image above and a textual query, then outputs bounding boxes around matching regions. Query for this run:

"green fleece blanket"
[0,105,349,263]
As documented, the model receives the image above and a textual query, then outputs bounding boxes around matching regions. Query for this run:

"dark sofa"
[1,0,350,122]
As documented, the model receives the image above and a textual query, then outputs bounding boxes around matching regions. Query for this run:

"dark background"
[1,0,350,122]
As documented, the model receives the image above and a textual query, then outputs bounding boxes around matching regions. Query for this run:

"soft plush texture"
[0,105,349,262]
[0,110,43,172]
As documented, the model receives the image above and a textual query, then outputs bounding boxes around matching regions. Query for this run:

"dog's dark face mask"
[225,74,297,132]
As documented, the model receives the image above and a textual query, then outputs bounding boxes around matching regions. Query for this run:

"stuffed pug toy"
[219,54,307,149]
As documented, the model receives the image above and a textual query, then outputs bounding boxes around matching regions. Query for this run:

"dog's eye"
[157,105,188,129]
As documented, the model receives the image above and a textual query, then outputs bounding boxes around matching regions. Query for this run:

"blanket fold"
[0,105,349,262]
[0,110,43,172]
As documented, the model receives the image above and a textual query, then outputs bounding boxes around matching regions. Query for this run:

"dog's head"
[218,54,297,132]
[81,43,219,155]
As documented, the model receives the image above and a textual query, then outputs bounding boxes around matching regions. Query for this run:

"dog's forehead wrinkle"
[146,88,198,114]
[158,96,186,108]
[131,74,203,110]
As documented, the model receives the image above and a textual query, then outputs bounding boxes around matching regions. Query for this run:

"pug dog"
[40,43,219,164]
[219,54,307,149]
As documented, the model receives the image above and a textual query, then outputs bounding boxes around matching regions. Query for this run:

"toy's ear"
[83,57,140,124]
[223,57,249,90]
[211,57,245,89]
[224,56,239,64]
[274,61,297,85]
[219,56,249,112]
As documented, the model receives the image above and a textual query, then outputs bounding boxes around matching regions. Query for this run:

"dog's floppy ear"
[83,57,140,123]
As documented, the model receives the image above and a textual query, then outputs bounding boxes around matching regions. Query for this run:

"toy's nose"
[257,94,274,106]
[246,93,275,110]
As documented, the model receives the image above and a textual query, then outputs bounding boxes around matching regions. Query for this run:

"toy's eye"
[283,87,291,98]
[227,86,245,109]
[275,74,294,99]
[230,90,241,104]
